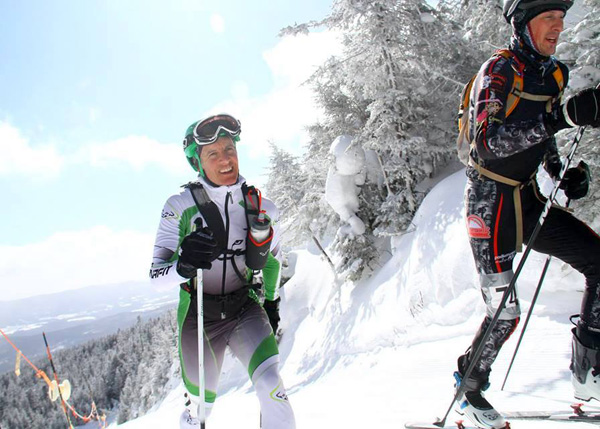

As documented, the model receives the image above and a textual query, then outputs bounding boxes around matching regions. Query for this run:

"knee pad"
[253,363,295,429]
[254,361,288,401]
[480,271,521,320]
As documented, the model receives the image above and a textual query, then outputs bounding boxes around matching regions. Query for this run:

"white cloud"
[263,31,341,87]
[0,121,64,178]
[76,135,189,174]
[89,107,101,124]
[210,13,225,34]
[0,122,189,178]
[209,30,342,161]
[0,31,341,182]
[230,80,250,100]
[0,226,155,301]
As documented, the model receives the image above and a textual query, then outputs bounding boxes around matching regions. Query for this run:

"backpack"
[456,49,565,165]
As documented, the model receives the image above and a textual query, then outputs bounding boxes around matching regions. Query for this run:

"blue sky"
[0,0,340,301]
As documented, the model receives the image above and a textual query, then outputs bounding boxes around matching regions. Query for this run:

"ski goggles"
[193,114,241,144]
[183,114,241,157]
[183,114,242,163]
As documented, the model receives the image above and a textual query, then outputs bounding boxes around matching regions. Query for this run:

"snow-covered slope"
[111,169,599,428]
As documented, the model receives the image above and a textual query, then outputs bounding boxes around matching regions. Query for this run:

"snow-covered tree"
[555,0,600,226]
[279,0,479,279]
[0,311,178,428]
[441,0,510,61]
[265,141,335,247]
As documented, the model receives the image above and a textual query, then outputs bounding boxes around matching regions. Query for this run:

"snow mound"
[113,169,597,428]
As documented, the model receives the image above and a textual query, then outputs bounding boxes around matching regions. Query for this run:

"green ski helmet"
[183,114,242,175]
[503,0,572,25]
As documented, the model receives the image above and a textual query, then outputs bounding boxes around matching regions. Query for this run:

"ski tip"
[404,422,449,429]
[405,420,511,429]
[404,420,441,428]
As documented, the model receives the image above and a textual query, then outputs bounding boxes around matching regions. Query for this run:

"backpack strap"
[496,49,565,113]
[184,182,227,251]
[456,75,477,164]
[184,182,254,287]
[552,66,565,92]
[457,76,476,141]
[495,49,525,116]
[548,65,565,111]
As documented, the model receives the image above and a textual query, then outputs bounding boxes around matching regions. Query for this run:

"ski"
[503,410,600,422]
[405,420,509,429]
[406,404,600,428]
[503,403,600,422]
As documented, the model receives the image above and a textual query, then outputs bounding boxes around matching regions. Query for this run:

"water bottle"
[246,211,272,270]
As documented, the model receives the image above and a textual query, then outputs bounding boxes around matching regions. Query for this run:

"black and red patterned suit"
[461,40,600,381]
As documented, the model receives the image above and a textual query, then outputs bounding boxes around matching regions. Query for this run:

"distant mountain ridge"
[0,281,178,374]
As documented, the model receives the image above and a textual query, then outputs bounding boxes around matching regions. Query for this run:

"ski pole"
[194,217,207,429]
[501,196,571,391]
[435,125,587,428]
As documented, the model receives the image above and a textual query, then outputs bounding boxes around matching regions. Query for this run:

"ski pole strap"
[531,184,572,213]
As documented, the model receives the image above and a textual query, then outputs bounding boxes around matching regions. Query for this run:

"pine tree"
[282,0,480,279]
[441,0,510,61]
[0,310,179,428]
[265,142,311,246]
[555,0,600,225]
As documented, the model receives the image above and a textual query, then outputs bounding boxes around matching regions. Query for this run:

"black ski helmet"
[503,0,573,25]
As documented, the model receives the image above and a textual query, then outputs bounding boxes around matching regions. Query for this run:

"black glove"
[176,227,220,278]
[560,160,591,200]
[546,87,600,134]
[263,297,281,335]
[543,150,562,180]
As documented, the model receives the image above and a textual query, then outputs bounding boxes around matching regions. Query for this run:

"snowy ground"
[108,169,600,428]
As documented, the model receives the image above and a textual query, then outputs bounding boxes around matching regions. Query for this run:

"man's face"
[528,10,565,56]
[199,136,239,186]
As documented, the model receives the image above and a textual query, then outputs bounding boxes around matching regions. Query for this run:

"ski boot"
[180,392,200,429]
[571,327,600,402]
[454,371,507,429]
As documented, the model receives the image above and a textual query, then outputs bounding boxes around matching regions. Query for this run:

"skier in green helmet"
[150,114,296,428]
